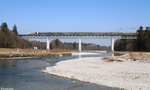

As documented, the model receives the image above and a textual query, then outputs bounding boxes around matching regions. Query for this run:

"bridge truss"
[20,32,138,51]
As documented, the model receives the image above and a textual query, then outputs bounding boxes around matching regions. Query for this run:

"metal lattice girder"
[19,32,138,39]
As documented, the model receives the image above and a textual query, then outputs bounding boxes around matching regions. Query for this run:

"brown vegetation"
[0,48,73,59]
[125,52,150,61]
[0,48,75,54]
[107,51,150,61]
[102,57,123,62]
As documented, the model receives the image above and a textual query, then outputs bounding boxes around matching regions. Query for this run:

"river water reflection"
[0,52,120,90]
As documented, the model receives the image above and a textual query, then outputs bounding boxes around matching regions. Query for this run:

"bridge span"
[20,32,138,51]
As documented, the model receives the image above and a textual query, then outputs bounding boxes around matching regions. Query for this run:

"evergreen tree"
[73,42,77,50]
[0,30,5,47]
[12,24,18,35]
[55,39,60,48]
[1,22,9,33]
[0,22,10,47]
[137,26,144,51]
[144,27,150,51]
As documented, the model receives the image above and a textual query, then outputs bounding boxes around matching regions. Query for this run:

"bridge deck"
[19,32,138,39]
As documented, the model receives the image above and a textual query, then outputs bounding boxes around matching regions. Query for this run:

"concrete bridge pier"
[111,37,114,51]
[79,38,82,52]
[46,37,50,50]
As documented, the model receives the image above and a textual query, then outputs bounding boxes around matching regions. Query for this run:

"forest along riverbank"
[42,52,150,90]
[0,48,73,60]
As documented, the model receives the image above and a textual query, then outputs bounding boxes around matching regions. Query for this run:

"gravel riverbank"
[43,52,150,90]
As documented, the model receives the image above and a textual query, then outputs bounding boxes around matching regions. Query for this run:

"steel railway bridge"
[19,32,138,51]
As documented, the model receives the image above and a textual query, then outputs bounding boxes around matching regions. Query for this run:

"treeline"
[0,22,48,49]
[0,22,32,48]
[114,26,150,51]
[50,39,110,50]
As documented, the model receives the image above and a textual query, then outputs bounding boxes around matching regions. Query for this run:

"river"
[0,52,120,90]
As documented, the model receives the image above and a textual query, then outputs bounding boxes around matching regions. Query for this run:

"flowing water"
[0,52,120,90]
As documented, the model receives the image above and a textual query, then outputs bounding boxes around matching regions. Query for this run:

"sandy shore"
[42,54,150,90]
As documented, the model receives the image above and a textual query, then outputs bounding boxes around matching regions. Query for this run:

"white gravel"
[72,52,103,55]
[42,57,150,90]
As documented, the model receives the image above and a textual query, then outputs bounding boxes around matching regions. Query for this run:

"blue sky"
[0,0,150,34]
[0,0,150,45]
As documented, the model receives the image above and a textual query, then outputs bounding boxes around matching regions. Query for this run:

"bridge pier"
[79,38,82,52]
[46,37,50,50]
[111,37,114,51]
